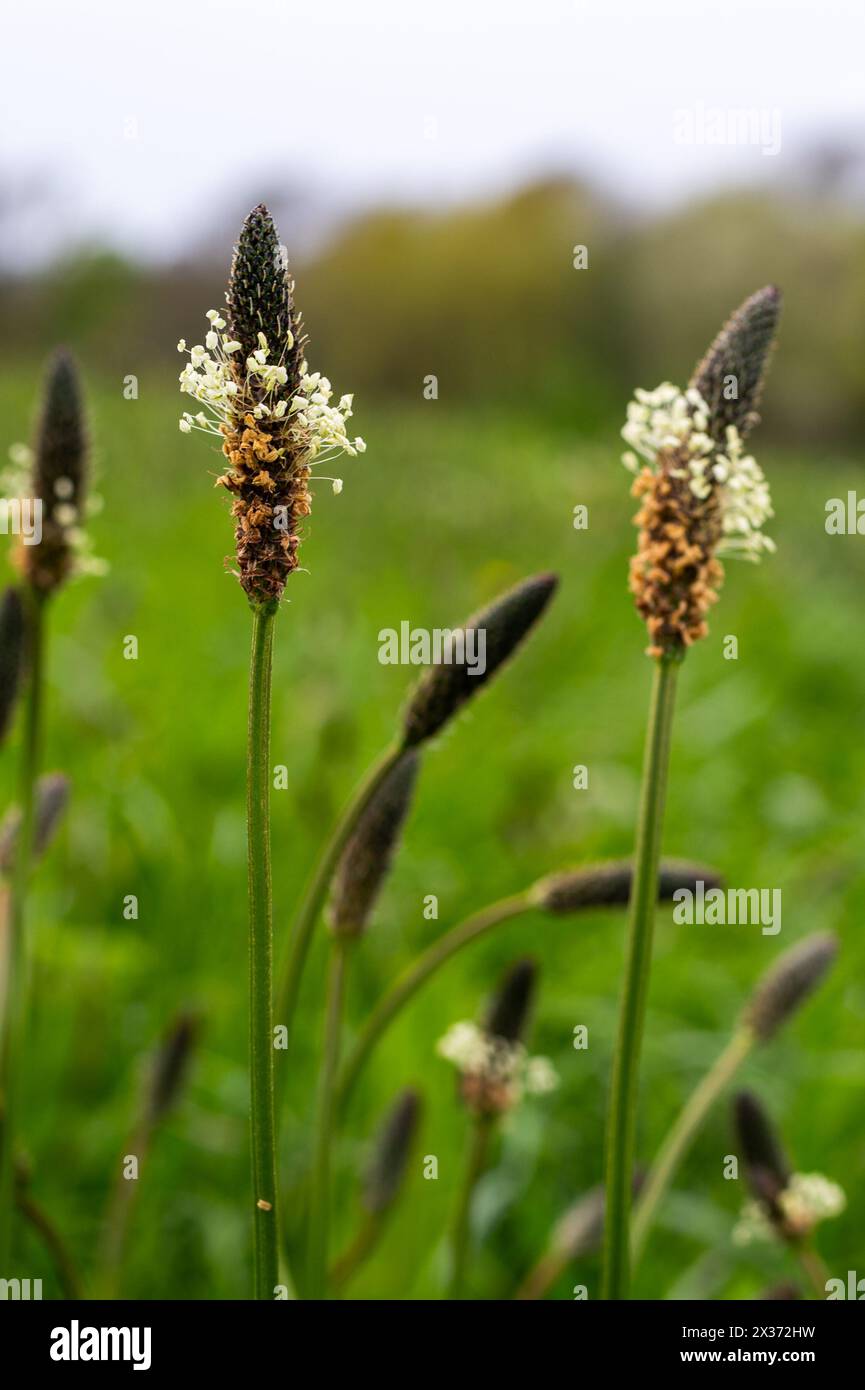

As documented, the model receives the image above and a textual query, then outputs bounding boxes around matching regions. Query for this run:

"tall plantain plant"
[177,205,365,1298]
[602,288,782,1299]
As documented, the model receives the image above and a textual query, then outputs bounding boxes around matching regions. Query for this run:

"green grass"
[3,373,864,1299]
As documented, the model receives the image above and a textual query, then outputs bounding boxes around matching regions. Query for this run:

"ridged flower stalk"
[602,288,782,1300]
[602,653,679,1299]
[247,603,279,1298]
[178,204,364,1298]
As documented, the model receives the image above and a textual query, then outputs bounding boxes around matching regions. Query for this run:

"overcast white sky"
[2,0,863,266]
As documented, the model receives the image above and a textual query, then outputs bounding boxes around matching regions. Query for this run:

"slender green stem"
[602,654,679,1300]
[329,1210,381,1292]
[95,1119,154,1299]
[247,602,279,1300]
[16,1185,82,1299]
[798,1242,829,1299]
[0,588,45,1271]
[448,1115,493,1299]
[631,1028,754,1266]
[337,893,529,1113]
[307,938,349,1299]
[514,1248,566,1301]
[274,742,403,1088]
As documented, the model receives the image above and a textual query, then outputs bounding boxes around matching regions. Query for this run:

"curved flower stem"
[274,742,403,1091]
[329,1210,381,1292]
[306,938,350,1299]
[602,653,679,1300]
[631,1028,754,1267]
[448,1115,493,1299]
[513,1248,567,1301]
[0,588,45,1271]
[95,1121,149,1299]
[798,1242,829,1299]
[17,1184,82,1300]
[336,893,529,1113]
[247,602,280,1300]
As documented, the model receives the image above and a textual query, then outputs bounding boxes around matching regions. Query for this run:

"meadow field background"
[2,398,863,1300]
[1,177,864,1300]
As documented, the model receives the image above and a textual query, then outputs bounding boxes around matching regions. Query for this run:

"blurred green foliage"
[0,346,862,1298]
[4,177,865,444]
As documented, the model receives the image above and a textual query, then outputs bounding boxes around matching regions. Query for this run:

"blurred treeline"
[3,176,865,444]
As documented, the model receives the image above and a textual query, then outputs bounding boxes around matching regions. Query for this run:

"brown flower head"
[621,288,781,659]
[178,204,364,608]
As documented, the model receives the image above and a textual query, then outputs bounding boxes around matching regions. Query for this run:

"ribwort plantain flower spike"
[327,751,419,939]
[622,288,780,658]
[689,286,781,443]
[363,1088,422,1216]
[6,352,100,595]
[484,956,537,1044]
[437,958,558,1117]
[529,858,723,913]
[732,1090,845,1246]
[0,773,70,875]
[145,1012,200,1128]
[742,931,838,1042]
[402,572,558,746]
[735,1090,791,1202]
[177,204,364,607]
